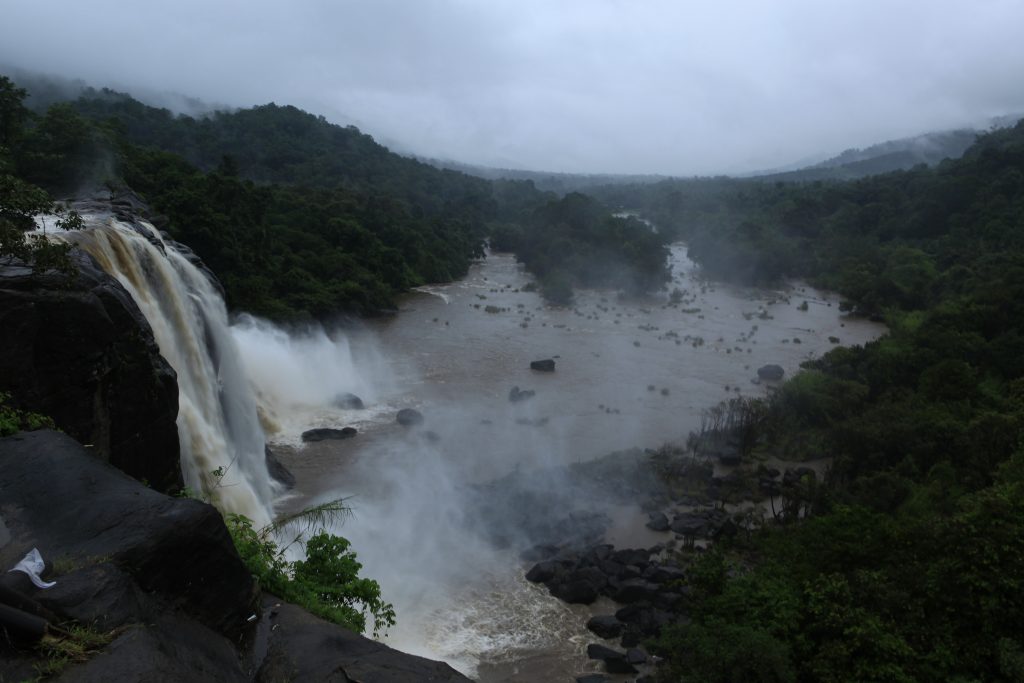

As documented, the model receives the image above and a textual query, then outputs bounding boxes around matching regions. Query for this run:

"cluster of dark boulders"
[669,507,736,539]
[526,543,686,654]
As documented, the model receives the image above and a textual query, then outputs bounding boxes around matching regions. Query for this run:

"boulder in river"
[586,643,637,674]
[586,615,624,639]
[396,408,424,427]
[612,578,660,604]
[551,578,600,604]
[645,512,670,532]
[265,445,296,488]
[530,359,556,372]
[301,427,357,442]
[331,392,365,410]
[525,560,561,584]
[757,364,785,381]
[508,386,536,402]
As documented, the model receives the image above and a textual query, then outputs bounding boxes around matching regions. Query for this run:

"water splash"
[230,314,397,445]
[63,218,274,527]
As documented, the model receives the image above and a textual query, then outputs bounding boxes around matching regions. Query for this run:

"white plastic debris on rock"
[8,548,56,589]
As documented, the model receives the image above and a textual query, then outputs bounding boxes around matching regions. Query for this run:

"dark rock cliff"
[0,430,471,683]
[0,249,181,491]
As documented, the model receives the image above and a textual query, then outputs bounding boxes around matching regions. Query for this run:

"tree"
[0,76,32,148]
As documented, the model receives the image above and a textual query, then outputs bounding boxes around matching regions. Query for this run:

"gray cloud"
[2,0,1023,174]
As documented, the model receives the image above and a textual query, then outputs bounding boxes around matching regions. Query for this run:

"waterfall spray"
[62,217,275,527]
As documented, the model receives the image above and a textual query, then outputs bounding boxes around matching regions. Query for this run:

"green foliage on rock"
[226,513,395,637]
[0,391,56,436]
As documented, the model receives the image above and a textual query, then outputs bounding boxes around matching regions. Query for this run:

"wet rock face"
[0,430,469,682]
[0,251,181,491]
[0,430,256,639]
[256,597,472,683]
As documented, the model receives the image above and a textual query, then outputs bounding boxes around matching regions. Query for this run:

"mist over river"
[233,243,883,681]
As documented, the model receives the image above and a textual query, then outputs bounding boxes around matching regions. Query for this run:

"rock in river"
[331,392,365,410]
[396,408,425,427]
[757,364,785,381]
[301,427,357,442]
[530,359,556,372]
[508,386,536,402]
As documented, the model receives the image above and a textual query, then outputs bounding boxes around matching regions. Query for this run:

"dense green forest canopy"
[3,76,669,316]
[8,70,1024,680]
[491,189,670,303]
[590,122,1024,682]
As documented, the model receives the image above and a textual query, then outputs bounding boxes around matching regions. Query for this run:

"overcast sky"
[2,0,1023,175]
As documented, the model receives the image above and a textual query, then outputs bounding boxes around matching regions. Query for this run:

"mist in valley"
[3,1,1024,176]
[4,2,1024,681]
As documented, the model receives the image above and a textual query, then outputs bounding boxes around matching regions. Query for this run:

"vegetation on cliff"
[227,513,395,637]
[0,391,54,436]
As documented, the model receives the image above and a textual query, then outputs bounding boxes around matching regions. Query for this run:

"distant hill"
[751,128,982,182]
[429,123,1012,191]
[420,157,670,194]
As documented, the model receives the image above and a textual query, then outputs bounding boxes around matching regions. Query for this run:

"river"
[234,243,883,681]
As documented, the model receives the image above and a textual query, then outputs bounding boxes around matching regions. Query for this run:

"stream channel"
[234,243,883,681]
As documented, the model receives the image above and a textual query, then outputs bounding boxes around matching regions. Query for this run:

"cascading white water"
[230,314,397,445]
[62,217,275,528]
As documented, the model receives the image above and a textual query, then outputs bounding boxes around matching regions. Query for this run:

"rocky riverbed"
[251,243,884,681]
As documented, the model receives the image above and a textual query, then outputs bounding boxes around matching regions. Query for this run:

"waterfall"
[62,217,275,528]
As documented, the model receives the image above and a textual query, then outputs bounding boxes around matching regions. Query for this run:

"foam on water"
[230,314,397,445]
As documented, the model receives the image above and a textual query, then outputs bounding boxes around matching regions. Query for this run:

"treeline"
[594,124,1024,315]
[4,77,671,315]
[597,124,1024,681]
[490,188,670,303]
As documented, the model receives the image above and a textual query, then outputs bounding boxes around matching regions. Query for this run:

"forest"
[591,123,1024,682]
[1,76,667,318]
[5,68,1024,681]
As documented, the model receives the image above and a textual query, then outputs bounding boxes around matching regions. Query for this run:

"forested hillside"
[3,77,668,316]
[595,123,1024,682]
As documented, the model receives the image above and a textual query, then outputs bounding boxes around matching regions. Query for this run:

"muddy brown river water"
[236,243,883,681]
